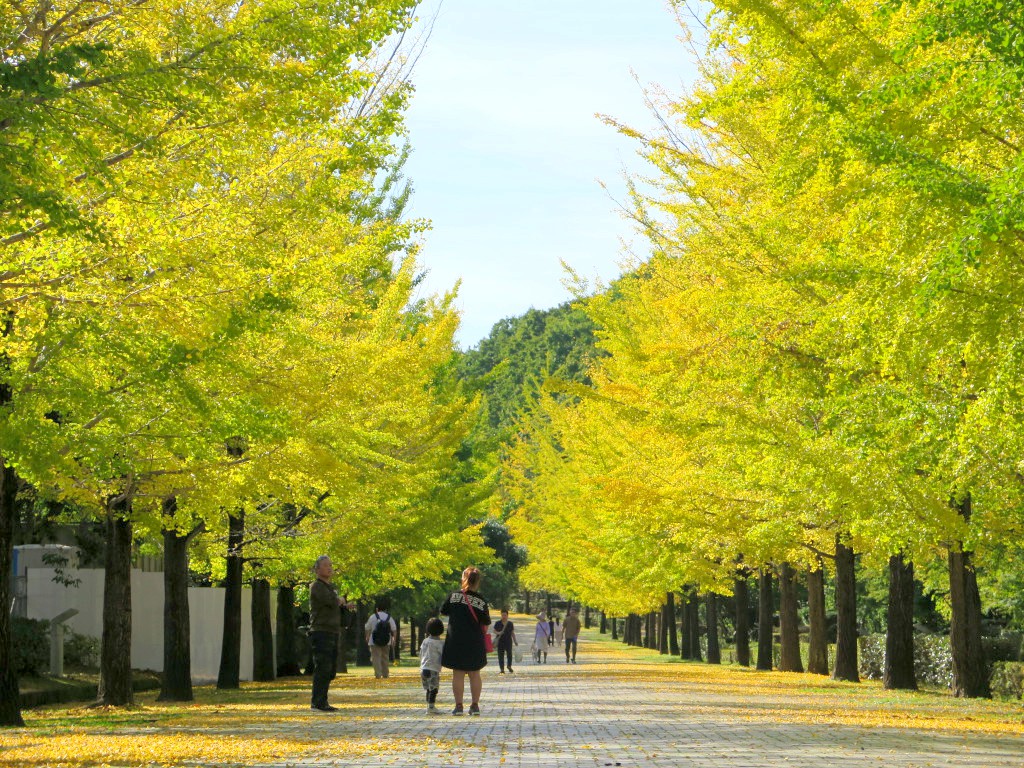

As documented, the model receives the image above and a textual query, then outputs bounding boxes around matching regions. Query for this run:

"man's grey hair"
[314,555,331,572]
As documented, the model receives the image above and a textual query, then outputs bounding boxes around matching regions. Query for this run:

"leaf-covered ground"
[3,626,1022,767]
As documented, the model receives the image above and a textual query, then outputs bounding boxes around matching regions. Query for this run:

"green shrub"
[64,629,100,670]
[990,662,1024,699]
[12,617,49,676]
[858,633,953,688]
[859,635,885,680]
[914,634,953,687]
[983,633,1022,663]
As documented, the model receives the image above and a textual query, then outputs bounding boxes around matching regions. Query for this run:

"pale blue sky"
[402,1,701,348]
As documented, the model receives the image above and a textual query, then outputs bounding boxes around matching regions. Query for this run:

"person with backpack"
[439,566,490,715]
[365,599,397,679]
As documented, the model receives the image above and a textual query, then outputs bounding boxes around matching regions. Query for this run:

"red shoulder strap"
[462,590,482,625]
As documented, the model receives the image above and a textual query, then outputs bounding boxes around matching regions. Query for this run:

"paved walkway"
[261,640,1023,768]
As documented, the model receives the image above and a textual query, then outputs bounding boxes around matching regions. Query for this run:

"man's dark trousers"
[310,630,338,708]
[498,644,513,672]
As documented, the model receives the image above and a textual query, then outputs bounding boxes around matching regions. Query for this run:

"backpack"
[371,612,392,646]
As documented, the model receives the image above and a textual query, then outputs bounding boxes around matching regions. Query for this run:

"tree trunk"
[276,585,301,677]
[806,567,828,676]
[251,578,275,682]
[217,511,244,689]
[584,606,591,629]
[949,495,990,697]
[394,618,402,661]
[734,575,750,667]
[337,603,350,674]
[706,593,721,664]
[611,616,618,641]
[600,612,607,634]
[159,502,193,702]
[524,591,530,615]
[680,597,692,658]
[0,453,24,726]
[666,592,679,655]
[884,552,916,690]
[546,592,553,617]
[778,563,803,672]
[832,538,860,682]
[757,569,774,671]
[647,611,657,649]
[99,504,134,705]
[688,594,702,661]
[659,603,669,654]
[356,602,371,666]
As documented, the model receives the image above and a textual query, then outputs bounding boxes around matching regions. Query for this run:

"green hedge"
[982,633,1022,663]
[861,633,1024,696]
[64,630,100,670]
[12,617,49,676]
[11,619,101,675]
[859,633,953,688]
[990,662,1024,699]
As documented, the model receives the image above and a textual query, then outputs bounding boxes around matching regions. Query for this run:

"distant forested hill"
[458,302,601,433]
[454,301,601,604]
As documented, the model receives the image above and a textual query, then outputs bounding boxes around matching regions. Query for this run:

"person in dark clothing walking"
[562,607,582,663]
[308,555,351,711]
[492,608,518,674]
[440,566,490,716]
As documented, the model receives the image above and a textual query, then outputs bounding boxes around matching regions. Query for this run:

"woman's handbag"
[463,591,494,652]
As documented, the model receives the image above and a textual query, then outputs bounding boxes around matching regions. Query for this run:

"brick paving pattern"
[263,639,1024,768]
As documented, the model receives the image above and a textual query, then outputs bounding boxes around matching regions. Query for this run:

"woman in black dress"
[440,566,490,715]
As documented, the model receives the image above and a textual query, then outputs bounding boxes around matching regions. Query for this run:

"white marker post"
[50,608,79,677]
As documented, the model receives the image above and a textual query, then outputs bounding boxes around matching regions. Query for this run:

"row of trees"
[503,0,1024,698]
[1,0,491,727]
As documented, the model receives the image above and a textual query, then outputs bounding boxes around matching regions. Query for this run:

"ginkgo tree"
[0,0,496,723]
[505,0,1024,700]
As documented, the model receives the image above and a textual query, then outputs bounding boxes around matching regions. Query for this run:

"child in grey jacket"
[419,617,445,713]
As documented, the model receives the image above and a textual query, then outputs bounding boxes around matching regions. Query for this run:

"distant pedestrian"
[365,599,397,679]
[563,607,582,663]
[440,566,490,716]
[308,555,351,711]
[420,617,445,714]
[533,612,550,663]
[492,608,518,674]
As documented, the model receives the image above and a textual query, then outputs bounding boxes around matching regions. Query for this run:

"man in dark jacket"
[562,608,582,663]
[309,555,345,711]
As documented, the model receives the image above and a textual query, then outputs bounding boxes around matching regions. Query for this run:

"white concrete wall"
[25,568,275,683]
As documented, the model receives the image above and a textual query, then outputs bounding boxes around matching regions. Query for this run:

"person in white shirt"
[365,599,398,679]
[419,617,445,713]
